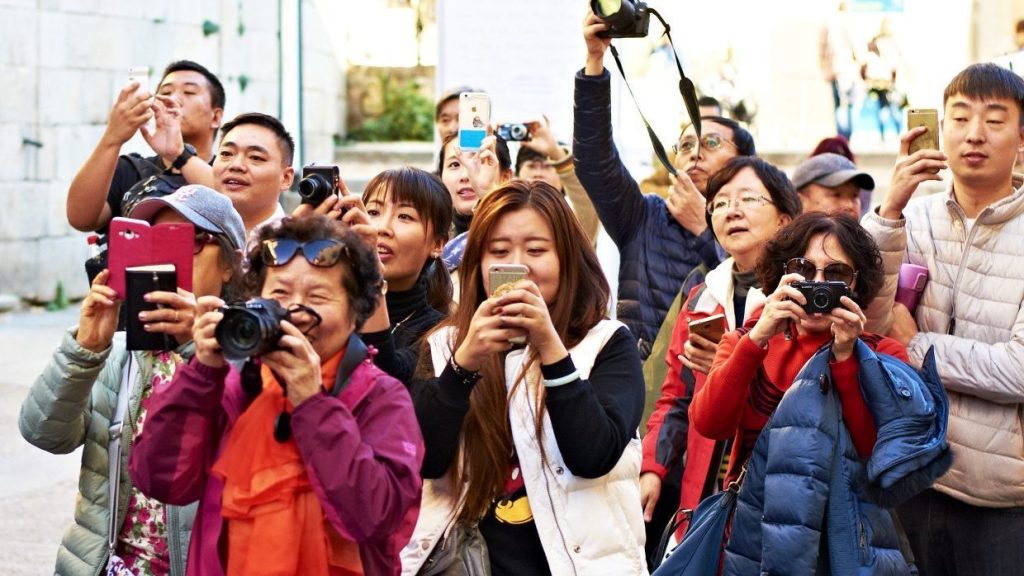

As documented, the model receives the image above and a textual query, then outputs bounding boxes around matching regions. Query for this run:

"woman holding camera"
[640,158,802,538]
[356,166,454,384]
[692,212,907,485]
[20,185,246,576]
[401,180,647,575]
[128,216,424,576]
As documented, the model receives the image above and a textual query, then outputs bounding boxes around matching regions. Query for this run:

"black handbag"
[418,523,490,576]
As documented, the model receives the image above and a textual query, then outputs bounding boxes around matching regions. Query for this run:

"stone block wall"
[0,0,345,302]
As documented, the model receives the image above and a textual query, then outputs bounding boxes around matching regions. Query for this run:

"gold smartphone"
[907,108,939,155]
[489,264,528,345]
[688,313,726,344]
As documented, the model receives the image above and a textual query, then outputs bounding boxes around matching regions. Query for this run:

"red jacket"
[128,350,424,576]
[642,261,767,535]
[691,310,909,485]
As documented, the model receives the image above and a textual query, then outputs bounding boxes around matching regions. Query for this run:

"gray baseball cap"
[130,185,247,251]
[792,153,875,192]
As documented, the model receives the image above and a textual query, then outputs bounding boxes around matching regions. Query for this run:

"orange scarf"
[212,352,363,575]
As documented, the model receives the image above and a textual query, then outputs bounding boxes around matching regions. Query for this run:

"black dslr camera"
[298,163,340,206]
[592,0,650,38]
[791,281,851,314]
[215,298,290,360]
[496,123,531,142]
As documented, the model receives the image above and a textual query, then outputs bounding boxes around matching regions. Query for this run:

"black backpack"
[84,154,188,284]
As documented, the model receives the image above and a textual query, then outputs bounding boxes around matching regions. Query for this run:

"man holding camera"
[863,62,1024,573]
[67,60,225,233]
[129,215,424,575]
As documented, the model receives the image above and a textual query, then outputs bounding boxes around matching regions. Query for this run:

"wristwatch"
[170,143,197,171]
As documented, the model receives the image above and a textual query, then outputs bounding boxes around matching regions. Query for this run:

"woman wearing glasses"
[640,157,802,542]
[692,212,907,486]
[402,180,647,575]
[128,216,424,575]
[20,185,245,576]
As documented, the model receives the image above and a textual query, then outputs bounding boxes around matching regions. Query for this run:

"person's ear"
[211,108,224,131]
[280,166,295,191]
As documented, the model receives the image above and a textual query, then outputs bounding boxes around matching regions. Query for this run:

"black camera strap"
[330,334,369,397]
[607,7,701,177]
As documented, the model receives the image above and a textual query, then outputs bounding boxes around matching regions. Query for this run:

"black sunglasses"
[261,239,348,268]
[784,257,857,285]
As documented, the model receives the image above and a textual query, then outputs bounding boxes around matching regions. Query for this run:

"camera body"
[593,0,651,39]
[791,281,850,314]
[496,123,531,142]
[216,298,290,360]
[298,163,340,206]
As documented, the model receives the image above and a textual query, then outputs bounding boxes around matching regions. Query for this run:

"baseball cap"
[129,185,247,251]
[791,153,875,192]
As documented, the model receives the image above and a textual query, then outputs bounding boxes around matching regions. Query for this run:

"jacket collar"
[944,172,1024,225]
[693,258,766,330]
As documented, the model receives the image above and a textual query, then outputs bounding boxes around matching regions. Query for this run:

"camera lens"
[510,124,527,140]
[812,288,833,311]
[216,299,288,360]
[298,174,333,205]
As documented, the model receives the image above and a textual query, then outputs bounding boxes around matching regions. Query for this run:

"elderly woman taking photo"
[403,180,647,575]
[20,185,246,576]
[129,215,424,576]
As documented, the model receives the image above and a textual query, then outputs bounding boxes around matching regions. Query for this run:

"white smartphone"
[127,66,151,94]
[458,92,491,152]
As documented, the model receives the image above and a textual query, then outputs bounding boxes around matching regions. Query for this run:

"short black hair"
[160,60,225,111]
[680,115,756,157]
[245,216,383,330]
[220,113,295,166]
[698,96,722,111]
[515,146,547,176]
[756,212,884,309]
[704,156,802,233]
[944,63,1024,126]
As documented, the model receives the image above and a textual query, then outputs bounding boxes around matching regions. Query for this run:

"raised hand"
[77,269,122,352]
[667,171,708,236]
[493,281,567,365]
[829,296,867,361]
[262,320,323,407]
[102,82,153,147]
[192,296,227,368]
[141,95,185,165]
[880,127,948,220]
[747,273,810,347]
[139,287,198,346]
[453,297,528,372]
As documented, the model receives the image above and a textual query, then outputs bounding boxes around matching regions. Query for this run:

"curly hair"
[243,216,383,329]
[755,212,884,308]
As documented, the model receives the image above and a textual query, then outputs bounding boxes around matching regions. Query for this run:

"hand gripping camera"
[496,123,531,142]
[592,0,651,38]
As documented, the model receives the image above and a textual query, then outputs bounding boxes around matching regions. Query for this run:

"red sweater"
[691,319,909,483]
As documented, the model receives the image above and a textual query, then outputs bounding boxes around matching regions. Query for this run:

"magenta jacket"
[128,353,424,576]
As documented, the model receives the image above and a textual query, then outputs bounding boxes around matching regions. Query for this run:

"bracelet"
[449,356,482,385]
[543,370,580,388]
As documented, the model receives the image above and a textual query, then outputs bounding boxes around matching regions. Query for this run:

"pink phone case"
[107,217,194,299]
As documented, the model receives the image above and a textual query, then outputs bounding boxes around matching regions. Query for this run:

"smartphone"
[907,108,939,155]
[108,217,194,299]
[125,265,177,351]
[127,66,151,93]
[489,264,528,345]
[458,92,491,152]
[689,314,727,344]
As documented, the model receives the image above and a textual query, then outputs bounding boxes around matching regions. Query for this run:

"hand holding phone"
[125,265,177,351]
[688,314,727,344]
[127,66,152,95]
[108,217,194,299]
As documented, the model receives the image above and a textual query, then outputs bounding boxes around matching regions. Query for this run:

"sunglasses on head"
[784,257,857,285]
[260,239,348,268]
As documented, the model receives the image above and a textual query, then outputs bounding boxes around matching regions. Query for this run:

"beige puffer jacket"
[19,330,196,576]
[863,182,1024,508]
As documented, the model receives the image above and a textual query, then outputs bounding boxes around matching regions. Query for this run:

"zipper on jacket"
[946,203,986,335]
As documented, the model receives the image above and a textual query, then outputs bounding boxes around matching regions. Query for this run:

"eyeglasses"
[784,257,858,285]
[672,134,736,155]
[706,194,774,216]
[261,239,348,268]
[193,231,217,255]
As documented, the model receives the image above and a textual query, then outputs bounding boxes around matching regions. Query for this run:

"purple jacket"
[128,352,424,576]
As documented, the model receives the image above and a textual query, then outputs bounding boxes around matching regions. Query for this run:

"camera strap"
[607,7,702,177]
[330,334,369,397]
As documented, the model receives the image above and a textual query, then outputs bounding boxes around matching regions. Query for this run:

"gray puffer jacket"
[19,330,196,576]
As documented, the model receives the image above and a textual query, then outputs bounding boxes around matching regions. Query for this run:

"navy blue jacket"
[723,341,952,576]
[573,69,719,359]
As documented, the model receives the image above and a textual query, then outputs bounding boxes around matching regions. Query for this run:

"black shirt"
[360,275,446,386]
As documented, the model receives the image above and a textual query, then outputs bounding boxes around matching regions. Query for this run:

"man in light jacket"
[862,62,1024,574]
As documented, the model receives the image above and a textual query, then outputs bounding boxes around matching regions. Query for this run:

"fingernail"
[138,312,148,320]
[143,294,152,301]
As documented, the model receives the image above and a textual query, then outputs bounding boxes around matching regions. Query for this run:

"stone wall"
[0,0,344,302]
